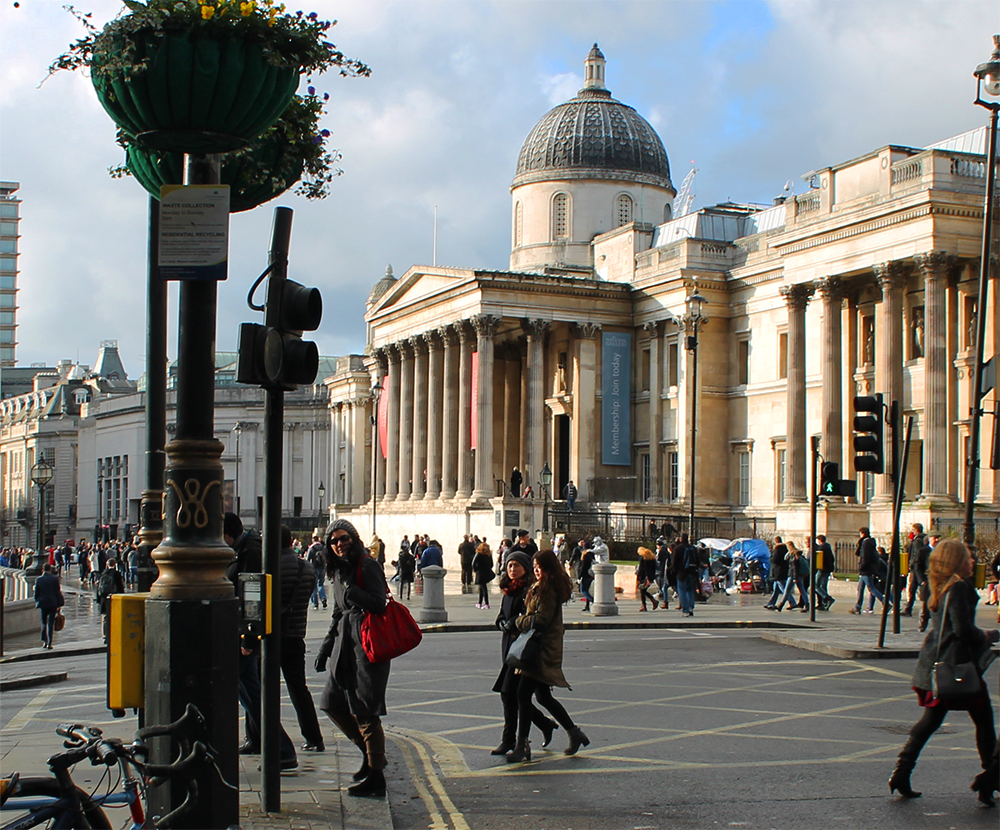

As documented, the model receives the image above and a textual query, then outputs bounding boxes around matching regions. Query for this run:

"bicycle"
[0,703,233,829]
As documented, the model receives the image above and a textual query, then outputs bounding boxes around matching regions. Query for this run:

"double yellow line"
[386,727,470,830]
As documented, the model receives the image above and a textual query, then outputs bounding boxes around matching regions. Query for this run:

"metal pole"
[371,410,378,538]
[261,206,293,813]
[688,322,699,539]
[809,436,819,623]
[964,106,999,547]
[879,411,913,647]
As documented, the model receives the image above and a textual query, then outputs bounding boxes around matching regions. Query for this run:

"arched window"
[552,193,569,240]
[663,203,673,222]
[616,194,633,227]
[514,201,523,247]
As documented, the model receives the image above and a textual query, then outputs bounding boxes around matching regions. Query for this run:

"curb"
[760,630,920,659]
[1,645,107,665]
[1,671,69,691]
[418,619,812,634]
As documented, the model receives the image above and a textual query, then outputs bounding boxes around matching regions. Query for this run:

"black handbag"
[505,628,541,671]
[931,589,982,702]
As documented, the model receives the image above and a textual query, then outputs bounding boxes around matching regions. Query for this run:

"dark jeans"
[516,676,576,742]
[280,637,324,747]
[676,574,697,613]
[238,651,296,760]
[39,607,56,647]
[898,690,997,773]
[478,584,490,606]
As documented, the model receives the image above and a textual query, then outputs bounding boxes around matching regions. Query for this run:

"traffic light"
[853,393,884,474]
[820,462,840,495]
[262,276,322,389]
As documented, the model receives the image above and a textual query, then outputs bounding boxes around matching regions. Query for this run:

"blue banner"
[601,331,631,466]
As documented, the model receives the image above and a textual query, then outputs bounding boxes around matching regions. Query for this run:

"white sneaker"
[475,603,482,609]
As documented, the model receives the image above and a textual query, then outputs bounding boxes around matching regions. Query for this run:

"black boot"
[888,763,921,798]
[972,760,999,807]
[353,754,372,782]
[564,727,590,756]
[491,732,515,755]
[540,720,558,749]
[506,739,531,763]
[348,769,386,797]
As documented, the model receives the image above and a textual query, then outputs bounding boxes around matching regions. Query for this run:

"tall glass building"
[0,182,19,366]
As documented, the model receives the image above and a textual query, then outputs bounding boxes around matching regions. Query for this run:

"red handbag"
[356,558,422,663]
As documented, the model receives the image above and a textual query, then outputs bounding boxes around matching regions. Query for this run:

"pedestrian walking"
[473,542,496,609]
[510,466,523,498]
[636,546,657,611]
[851,527,887,614]
[95,558,125,645]
[393,545,415,600]
[307,535,328,610]
[491,551,558,756]
[507,550,589,763]
[813,535,835,610]
[578,541,595,613]
[673,534,698,617]
[459,534,476,588]
[562,480,577,511]
[888,540,999,801]
[34,563,64,649]
[315,520,393,797]
[773,541,807,612]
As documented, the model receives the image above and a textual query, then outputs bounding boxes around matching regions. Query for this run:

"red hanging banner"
[378,374,389,460]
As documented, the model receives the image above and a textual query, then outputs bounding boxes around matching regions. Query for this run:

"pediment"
[371,267,472,314]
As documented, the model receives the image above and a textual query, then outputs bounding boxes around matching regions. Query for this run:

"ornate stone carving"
[412,335,429,356]
[779,283,814,310]
[643,320,665,338]
[814,276,844,302]
[523,318,552,339]
[914,250,956,278]
[573,322,601,339]
[874,260,907,293]
[472,314,501,338]
[438,324,458,346]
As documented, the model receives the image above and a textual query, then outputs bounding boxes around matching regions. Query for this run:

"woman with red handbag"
[890,539,999,801]
[314,520,392,798]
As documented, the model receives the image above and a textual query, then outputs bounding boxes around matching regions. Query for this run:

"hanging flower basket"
[51,2,370,155]
[93,29,299,154]
[113,90,341,211]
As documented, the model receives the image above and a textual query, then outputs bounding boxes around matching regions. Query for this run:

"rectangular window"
[0,239,16,254]
[737,339,749,385]
[0,204,18,218]
[667,451,679,501]
[0,221,17,235]
[293,496,303,517]
[777,448,786,503]
[738,452,751,506]
[778,333,788,380]
[863,472,875,503]
[640,348,650,392]
[0,294,15,307]
[0,256,16,272]
[0,276,14,289]
[0,311,15,325]
[667,342,679,387]
[640,453,651,501]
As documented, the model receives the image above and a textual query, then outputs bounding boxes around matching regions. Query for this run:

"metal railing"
[549,508,774,543]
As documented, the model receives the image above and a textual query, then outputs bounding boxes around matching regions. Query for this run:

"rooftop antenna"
[433,205,438,266]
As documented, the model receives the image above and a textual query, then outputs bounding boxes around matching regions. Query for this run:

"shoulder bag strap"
[934,588,953,662]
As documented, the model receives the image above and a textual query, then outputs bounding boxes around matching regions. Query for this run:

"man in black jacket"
[458,534,476,587]
[903,523,929,618]
[851,527,886,614]
[279,525,326,753]
[224,513,298,769]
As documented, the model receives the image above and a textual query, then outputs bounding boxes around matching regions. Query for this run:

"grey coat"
[318,551,390,718]
[912,579,997,691]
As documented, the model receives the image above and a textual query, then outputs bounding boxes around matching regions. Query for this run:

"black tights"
[898,693,997,772]
[479,584,489,605]
[517,676,575,742]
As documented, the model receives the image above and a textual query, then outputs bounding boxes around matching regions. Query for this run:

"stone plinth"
[591,562,618,616]
[418,565,448,623]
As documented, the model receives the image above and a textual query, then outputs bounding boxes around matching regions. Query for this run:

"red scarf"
[503,577,527,596]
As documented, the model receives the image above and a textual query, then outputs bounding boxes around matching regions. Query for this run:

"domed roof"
[513,46,673,191]
[368,264,397,305]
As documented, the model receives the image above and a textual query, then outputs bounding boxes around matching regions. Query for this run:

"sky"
[0,0,997,379]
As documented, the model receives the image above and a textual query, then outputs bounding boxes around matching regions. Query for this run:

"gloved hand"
[505,619,519,635]
[495,616,507,632]
[314,653,328,673]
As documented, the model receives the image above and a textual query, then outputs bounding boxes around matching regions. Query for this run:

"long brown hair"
[533,549,572,603]
[927,539,968,611]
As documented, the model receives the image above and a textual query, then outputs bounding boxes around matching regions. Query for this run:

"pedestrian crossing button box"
[239,572,272,637]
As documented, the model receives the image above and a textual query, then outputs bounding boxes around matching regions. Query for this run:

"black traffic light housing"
[820,462,840,495]
[853,393,885,474]
[236,207,323,391]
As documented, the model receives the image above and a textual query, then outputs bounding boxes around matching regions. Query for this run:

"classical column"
[916,251,955,502]
[385,345,401,500]
[371,350,387,501]
[440,326,459,499]
[781,284,813,503]
[425,332,444,499]
[411,337,429,499]
[573,323,600,502]
[644,320,664,502]
[456,323,474,498]
[472,314,501,500]
[502,343,522,488]
[330,402,342,503]
[398,340,415,500]
[816,278,844,470]
[524,319,551,492]
[874,260,906,502]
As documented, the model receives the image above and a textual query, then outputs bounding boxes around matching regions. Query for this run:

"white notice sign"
[158,185,230,281]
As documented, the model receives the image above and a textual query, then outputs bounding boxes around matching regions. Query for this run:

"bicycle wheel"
[2,776,112,829]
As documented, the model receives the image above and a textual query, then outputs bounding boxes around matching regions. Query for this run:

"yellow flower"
[201,5,215,19]
[240,1,255,15]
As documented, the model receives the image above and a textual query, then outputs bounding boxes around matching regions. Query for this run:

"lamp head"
[686,288,707,323]
[318,481,326,499]
[540,462,553,488]
[371,380,383,402]
[974,34,1000,100]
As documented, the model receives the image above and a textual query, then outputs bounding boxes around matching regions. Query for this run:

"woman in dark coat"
[889,539,1000,800]
[33,563,64,649]
[636,547,658,611]
[491,551,557,756]
[507,550,590,763]
[472,541,495,609]
[578,543,595,613]
[315,519,391,797]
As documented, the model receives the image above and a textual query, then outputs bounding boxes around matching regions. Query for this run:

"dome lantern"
[583,43,606,91]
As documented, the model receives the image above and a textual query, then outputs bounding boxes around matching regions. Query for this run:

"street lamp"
[964,34,1000,548]
[317,480,326,523]
[540,461,553,532]
[370,380,383,537]
[684,287,707,541]
[30,457,53,572]
[231,422,243,515]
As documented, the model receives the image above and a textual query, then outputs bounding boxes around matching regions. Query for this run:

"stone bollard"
[591,562,618,616]
[419,565,448,623]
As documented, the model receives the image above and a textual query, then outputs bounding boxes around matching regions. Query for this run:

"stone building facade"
[326,46,998,561]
